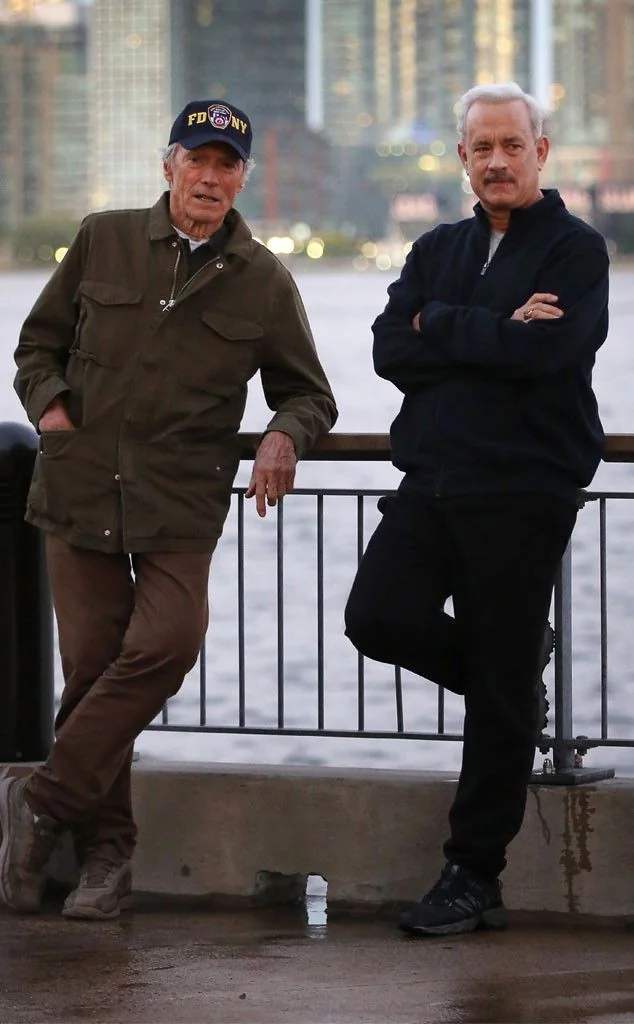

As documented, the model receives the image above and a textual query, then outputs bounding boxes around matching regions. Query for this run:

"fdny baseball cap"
[168,100,252,161]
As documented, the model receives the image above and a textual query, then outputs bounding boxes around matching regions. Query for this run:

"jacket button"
[172,241,178,247]
[104,529,111,536]
[215,261,224,269]
[159,299,166,306]
[114,474,120,481]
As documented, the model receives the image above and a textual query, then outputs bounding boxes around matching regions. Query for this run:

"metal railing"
[146,432,634,783]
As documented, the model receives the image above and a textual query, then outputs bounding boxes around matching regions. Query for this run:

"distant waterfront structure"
[90,0,169,211]
[0,0,89,234]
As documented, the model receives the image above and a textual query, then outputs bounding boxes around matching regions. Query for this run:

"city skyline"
[2,0,634,247]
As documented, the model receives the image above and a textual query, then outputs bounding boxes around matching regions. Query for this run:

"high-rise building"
[320,0,534,231]
[0,0,89,233]
[90,0,170,211]
[547,0,634,191]
[170,0,334,229]
[170,0,306,130]
[321,0,531,149]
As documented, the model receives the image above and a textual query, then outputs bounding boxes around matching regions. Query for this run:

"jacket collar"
[473,188,565,232]
[149,192,255,261]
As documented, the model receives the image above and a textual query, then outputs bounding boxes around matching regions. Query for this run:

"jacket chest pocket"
[176,310,264,390]
[72,280,143,368]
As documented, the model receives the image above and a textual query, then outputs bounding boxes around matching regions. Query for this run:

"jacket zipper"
[480,228,509,276]
[437,225,506,490]
[433,390,443,496]
[480,242,496,276]
[162,248,181,312]
[162,248,225,313]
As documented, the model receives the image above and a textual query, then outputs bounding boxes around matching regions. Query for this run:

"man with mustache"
[3,99,337,919]
[345,82,608,935]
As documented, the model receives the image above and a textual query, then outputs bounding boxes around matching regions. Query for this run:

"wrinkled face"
[458,99,549,214]
[163,142,245,235]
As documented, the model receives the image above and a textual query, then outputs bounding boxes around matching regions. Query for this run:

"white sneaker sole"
[0,779,18,907]
[62,892,133,921]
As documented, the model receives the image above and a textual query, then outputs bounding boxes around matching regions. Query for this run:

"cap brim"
[178,132,249,161]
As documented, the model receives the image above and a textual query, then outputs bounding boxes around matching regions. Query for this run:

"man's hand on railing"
[245,430,297,517]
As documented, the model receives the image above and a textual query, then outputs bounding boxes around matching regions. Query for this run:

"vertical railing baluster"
[599,498,608,737]
[356,495,365,731]
[553,542,575,773]
[437,687,445,735]
[317,494,325,730]
[238,492,246,727]
[394,666,403,732]
[199,637,207,726]
[277,497,285,728]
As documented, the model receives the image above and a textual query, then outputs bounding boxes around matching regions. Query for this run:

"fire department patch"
[207,105,232,131]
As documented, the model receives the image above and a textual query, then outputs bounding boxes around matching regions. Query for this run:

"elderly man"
[3,99,337,919]
[345,82,608,935]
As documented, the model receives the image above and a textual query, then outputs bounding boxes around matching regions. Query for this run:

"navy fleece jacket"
[372,189,609,504]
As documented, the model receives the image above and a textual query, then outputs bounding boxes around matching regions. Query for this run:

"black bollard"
[0,422,54,761]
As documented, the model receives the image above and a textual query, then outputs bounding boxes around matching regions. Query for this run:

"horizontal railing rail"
[237,432,634,462]
[144,433,634,781]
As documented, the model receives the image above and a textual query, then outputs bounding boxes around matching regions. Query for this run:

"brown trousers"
[25,535,212,860]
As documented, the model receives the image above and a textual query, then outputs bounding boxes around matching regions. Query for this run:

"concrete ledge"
[5,760,634,920]
[128,761,634,920]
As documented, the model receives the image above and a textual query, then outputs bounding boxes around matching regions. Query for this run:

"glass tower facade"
[0,0,89,232]
[90,0,169,211]
[170,0,306,129]
[547,0,634,193]
[321,0,532,148]
[169,0,334,228]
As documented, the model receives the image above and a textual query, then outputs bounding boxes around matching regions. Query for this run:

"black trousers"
[344,491,577,879]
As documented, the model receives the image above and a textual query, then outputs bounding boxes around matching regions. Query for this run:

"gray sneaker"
[0,776,61,913]
[63,846,132,920]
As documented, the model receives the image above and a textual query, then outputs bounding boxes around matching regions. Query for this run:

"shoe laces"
[425,864,463,905]
[82,846,124,887]
[426,863,493,907]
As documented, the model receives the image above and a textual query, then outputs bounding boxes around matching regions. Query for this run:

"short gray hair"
[162,142,256,182]
[456,82,548,141]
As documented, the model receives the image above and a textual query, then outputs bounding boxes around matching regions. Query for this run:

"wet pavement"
[1,896,634,1023]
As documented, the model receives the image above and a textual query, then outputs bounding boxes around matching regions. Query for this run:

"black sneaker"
[399,863,507,936]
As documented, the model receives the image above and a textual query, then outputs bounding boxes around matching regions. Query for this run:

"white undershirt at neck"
[487,229,505,262]
[173,226,209,252]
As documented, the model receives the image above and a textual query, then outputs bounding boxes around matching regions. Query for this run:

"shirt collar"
[149,192,256,262]
[473,188,565,231]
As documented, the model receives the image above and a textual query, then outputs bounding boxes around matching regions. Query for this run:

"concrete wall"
[6,760,634,920]
[129,762,634,920]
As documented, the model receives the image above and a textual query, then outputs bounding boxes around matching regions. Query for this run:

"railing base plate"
[530,766,615,786]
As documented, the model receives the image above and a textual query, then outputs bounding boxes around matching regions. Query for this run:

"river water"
[2,266,634,774]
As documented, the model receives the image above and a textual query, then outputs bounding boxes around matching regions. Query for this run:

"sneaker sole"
[400,905,508,936]
[62,894,133,921]
[0,781,29,911]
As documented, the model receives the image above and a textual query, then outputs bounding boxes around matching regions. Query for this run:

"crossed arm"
[373,238,609,392]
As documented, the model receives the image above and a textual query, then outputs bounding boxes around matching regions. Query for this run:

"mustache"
[484,174,515,184]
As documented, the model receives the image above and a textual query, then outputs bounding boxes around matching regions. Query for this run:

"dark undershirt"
[183,221,231,278]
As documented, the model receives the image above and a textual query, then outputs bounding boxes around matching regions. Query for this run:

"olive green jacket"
[14,194,337,553]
